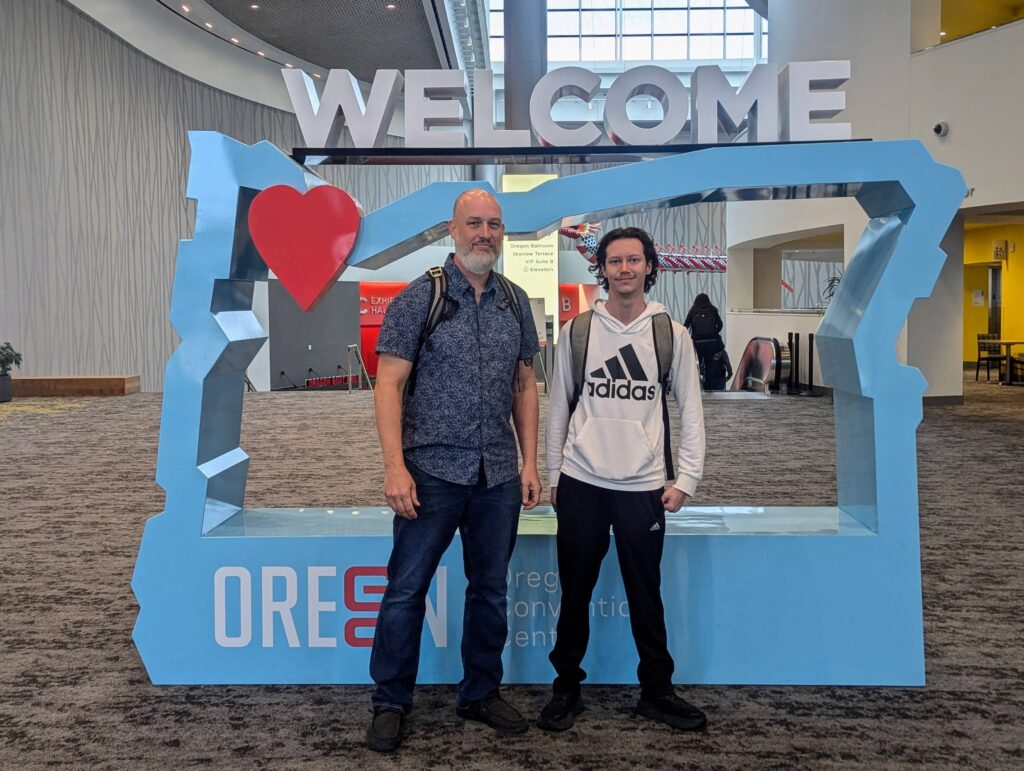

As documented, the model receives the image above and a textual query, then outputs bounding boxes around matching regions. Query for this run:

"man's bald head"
[451,188,501,221]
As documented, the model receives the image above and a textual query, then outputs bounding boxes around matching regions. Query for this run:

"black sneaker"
[537,691,584,732]
[456,690,529,734]
[636,692,707,731]
[366,706,407,752]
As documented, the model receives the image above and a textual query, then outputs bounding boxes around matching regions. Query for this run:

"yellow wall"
[963,224,1024,361]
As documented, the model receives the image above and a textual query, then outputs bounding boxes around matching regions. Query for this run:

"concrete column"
[504,0,547,133]
[726,247,755,311]
[753,248,783,308]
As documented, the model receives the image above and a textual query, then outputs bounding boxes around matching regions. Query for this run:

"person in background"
[683,293,724,388]
[703,346,733,391]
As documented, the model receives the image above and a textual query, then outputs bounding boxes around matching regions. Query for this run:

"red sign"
[359,282,406,327]
[359,282,406,377]
[558,283,599,326]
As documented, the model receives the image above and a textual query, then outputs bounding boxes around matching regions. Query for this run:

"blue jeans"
[370,462,521,710]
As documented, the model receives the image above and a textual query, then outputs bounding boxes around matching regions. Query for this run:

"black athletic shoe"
[636,693,707,731]
[537,691,584,732]
[456,690,529,734]
[366,706,407,752]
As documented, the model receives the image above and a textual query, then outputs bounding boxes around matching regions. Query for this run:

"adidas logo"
[586,344,657,401]
[650,522,661,532]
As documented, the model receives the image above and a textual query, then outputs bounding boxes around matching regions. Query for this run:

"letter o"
[214,566,252,648]
[604,65,689,146]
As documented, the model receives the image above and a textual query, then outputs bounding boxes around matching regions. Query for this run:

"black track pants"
[549,473,675,698]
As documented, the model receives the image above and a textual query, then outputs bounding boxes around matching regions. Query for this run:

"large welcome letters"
[284,62,852,150]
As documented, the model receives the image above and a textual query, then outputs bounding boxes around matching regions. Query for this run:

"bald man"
[366,190,541,752]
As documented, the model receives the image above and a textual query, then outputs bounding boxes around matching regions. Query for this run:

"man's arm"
[545,321,576,510]
[374,354,420,520]
[512,358,541,509]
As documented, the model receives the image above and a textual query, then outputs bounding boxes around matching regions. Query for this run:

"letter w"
[282,69,404,148]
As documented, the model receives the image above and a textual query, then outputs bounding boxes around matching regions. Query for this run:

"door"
[988,266,1002,337]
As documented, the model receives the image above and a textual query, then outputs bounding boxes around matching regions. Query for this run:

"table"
[994,341,1024,384]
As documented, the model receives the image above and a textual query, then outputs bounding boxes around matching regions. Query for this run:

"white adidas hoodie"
[546,300,705,496]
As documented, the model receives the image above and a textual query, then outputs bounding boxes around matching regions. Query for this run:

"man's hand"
[385,465,421,519]
[521,466,541,510]
[661,486,688,513]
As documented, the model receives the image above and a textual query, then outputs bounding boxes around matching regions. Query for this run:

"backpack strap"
[651,312,675,480]
[422,266,449,342]
[493,272,524,328]
[568,310,594,415]
[407,266,451,396]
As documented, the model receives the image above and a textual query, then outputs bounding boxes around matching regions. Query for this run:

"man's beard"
[457,243,500,275]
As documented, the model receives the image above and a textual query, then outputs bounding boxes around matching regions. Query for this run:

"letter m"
[691,64,778,144]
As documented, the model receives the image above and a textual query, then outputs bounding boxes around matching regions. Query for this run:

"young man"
[540,226,707,732]
[367,189,541,752]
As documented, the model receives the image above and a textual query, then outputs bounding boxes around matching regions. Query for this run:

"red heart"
[248,184,362,311]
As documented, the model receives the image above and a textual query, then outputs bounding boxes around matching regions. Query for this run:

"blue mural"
[132,132,964,685]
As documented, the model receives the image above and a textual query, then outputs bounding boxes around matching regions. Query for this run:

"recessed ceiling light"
[285,63,294,68]
[250,4,260,9]
[204,22,213,29]
[181,4,190,11]
[313,72,321,78]
[939,31,947,36]
[230,37,239,43]
[257,51,265,56]
[386,3,397,8]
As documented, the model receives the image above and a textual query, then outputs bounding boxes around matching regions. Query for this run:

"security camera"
[933,121,949,137]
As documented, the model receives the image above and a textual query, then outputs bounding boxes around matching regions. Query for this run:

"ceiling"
[207,1,445,81]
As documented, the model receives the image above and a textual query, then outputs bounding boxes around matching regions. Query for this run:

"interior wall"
[910,20,1024,210]
[0,0,464,391]
[267,281,361,391]
[962,265,990,363]
[753,249,782,308]
[907,217,964,398]
[963,224,1024,354]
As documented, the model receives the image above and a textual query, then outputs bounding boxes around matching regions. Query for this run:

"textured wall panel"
[0,0,465,390]
[782,258,845,310]
[556,161,728,322]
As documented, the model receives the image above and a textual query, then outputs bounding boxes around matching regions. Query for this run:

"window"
[488,0,767,67]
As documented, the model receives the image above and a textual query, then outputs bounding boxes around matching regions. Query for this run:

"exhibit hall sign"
[283,61,852,150]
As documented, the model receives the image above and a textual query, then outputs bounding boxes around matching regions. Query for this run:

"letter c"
[530,67,602,147]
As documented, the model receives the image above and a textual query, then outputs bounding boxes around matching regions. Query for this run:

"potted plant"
[0,342,23,403]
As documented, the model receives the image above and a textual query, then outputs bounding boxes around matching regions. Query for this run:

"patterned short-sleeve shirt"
[375,255,540,487]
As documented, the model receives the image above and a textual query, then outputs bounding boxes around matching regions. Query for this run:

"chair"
[976,334,1006,381]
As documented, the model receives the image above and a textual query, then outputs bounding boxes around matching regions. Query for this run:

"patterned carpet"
[0,374,1022,769]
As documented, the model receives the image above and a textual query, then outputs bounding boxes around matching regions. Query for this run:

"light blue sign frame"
[132,132,964,685]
